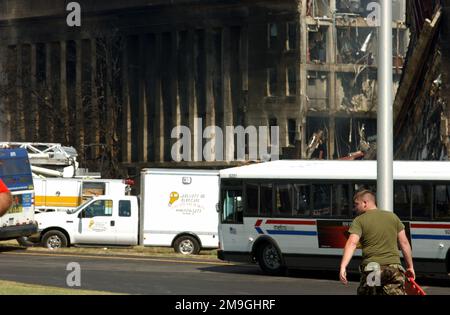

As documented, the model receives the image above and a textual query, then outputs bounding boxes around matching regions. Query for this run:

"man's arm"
[0,191,12,217]
[340,233,360,285]
[398,229,415,279]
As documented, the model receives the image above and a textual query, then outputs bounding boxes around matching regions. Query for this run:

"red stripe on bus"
[265,220,316,226]
[255,219,263,227]
[411,223,450,229]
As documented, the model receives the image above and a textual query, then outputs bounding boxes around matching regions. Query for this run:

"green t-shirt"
[348,209,405,266]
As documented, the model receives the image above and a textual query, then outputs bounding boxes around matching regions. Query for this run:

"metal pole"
[377,0,393,211]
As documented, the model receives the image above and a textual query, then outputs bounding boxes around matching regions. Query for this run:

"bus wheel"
[174,235,200,255]
[42,230,68,250]
[257,242,286,276]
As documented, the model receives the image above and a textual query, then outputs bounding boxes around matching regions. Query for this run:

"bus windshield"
[0,150,34,192]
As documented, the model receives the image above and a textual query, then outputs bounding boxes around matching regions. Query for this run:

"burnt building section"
[394,1,450,160]
[302,0,408,159]
[0,0,409,178]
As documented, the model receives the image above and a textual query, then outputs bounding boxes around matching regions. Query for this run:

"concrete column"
[45,43,53,141]
[171,31,181,162]
[328,0,337,159]
[60,40,69,143]
[30,44,38,141]
[75,40,84,157]
[154,33,165,162]
[222,27,234,161]
[240,25,248,130]
[145,34,154,162]
[205,28,216,161]
[90,39,99,156]
[16,44,25,141]
[0,46,9,141]
[105,39,116,161]
[299,0,308,158]
[137,35,147,162]
[121,38,132,163]
[187,30,199,162]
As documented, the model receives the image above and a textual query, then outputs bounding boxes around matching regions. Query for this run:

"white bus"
[217,160,450,277]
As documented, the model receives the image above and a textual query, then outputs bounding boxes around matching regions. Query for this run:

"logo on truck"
[168,192,180,207]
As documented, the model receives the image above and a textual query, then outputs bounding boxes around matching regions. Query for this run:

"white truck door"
[114,197,138,245]
[74,199,117,244]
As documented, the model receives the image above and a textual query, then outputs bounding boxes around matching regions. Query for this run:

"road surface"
[0,251,448,295]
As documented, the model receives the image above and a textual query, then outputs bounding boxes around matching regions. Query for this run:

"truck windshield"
[66,198,92,214]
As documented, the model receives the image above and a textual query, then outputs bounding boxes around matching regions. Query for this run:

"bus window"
[411,184,432,220]
[312,184,331,217]
[260,184,273,216]
[435,185,450,220]
[275,184,294,216]
[245,183,258,216]
[222,189,243,224]
[353,183,377,194]
[293,184,311,217]
[332,184,351,218]
[394,184,410,219]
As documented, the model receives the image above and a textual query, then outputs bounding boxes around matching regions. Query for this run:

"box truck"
[32,169,220,254]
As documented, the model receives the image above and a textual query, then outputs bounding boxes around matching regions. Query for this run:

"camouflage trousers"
[357,264,407,295]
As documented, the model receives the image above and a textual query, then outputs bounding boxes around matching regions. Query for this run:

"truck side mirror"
[78,211,84,219]
[215,203,220,213]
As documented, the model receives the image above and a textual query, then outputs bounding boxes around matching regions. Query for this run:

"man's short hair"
[353,190,376,202]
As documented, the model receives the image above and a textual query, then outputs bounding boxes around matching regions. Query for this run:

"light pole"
[377,0,393,212]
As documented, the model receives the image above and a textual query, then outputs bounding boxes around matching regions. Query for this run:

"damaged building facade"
[394,0,450,161]
[0,0,410,177]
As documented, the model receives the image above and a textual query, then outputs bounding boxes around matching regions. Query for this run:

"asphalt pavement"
[0,250,449,295]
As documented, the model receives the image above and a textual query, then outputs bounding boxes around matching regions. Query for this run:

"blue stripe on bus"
[411,234,450,240]
[266,230,317,236]
[255,227,264,234]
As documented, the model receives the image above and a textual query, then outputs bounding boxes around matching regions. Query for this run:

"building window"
[288,119,296,145]
[287,67,297,96]
[267,68,277,96]
[268,23,278,49]
[287,22,298,50]
[308,27,327,64]
[306,71,328,111]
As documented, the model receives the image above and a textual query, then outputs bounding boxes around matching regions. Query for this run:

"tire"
[16,236,36,247]
[41,230,68,250]
[257,242,286,276]
[174,235,200,255]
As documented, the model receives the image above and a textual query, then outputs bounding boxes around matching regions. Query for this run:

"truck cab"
[34,195,138,249]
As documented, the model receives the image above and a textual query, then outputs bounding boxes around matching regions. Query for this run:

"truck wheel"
[174,235,200,255]
[42,230,68,249]
[16,237,36,247]
[257,242,286,276]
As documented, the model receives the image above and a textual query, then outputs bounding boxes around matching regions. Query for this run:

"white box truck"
[33,169,220,255]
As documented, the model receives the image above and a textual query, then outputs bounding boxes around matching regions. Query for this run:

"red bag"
[405,277,426,295]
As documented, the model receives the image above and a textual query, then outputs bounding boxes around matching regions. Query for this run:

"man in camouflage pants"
[339,190,415,295]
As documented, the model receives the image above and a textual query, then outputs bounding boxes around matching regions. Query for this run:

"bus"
[0,149,38,241]
[217,160,450,277]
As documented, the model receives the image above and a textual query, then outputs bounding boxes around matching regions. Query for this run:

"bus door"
[220,186,246,251]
